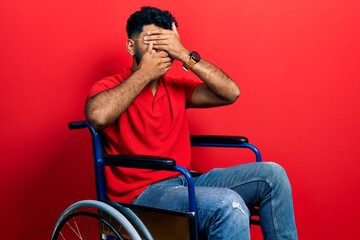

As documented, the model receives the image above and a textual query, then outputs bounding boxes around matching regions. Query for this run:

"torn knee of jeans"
[232,201,249,217]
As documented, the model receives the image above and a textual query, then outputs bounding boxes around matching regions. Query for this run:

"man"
[85,6,297,239]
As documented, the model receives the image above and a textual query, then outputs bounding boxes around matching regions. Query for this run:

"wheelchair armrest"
[190,135,262,162]
[68,121,89,130]
[103,155,176,170]
[103,155,197,215]
[190,135,248,146]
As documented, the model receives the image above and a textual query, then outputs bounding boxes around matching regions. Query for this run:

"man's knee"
[199,189,250,239]
[263,162,292,193]
[201,188,250,220]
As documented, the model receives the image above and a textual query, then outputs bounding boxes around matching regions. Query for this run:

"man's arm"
[144,23,240,108]
[186,59,240,108]
[85,43,172,130]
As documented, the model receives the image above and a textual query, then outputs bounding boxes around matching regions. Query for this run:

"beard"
[134,49,142,65]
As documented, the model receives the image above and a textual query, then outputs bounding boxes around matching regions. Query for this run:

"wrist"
[178,49,191,63]
[183,51,201,71]
[133,69,154,84]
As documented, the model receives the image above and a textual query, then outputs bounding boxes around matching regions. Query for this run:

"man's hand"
[143,23,189,62]
[138,42,173,82]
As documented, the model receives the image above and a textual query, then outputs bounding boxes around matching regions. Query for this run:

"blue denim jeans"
[132,162,298,239]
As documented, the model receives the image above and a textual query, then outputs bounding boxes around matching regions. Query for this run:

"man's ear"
[126,39,135,56]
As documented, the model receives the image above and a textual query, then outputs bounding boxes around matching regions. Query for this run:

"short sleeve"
[87,68,133,99]
[87,77,119,99]
[183,77,202,108]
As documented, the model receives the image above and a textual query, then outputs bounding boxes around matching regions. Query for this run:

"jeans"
[132,162,298,239]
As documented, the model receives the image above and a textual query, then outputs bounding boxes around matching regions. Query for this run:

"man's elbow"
[85,107,107,131]
[227,84,240,104]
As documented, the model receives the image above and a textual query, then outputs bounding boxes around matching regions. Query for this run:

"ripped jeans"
[132,162,298,239]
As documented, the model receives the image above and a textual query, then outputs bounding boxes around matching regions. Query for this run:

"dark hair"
[126,6,178,38]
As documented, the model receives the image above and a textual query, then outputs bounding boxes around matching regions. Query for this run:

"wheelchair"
[52,121,263,240]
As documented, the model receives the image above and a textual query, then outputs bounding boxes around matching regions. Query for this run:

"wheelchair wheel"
[52,200,143,240]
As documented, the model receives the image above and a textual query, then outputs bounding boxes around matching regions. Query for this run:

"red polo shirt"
[88,68,201,203]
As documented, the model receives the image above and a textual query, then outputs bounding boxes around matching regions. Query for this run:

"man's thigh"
[193,162,286,207]
[133,182,247,214]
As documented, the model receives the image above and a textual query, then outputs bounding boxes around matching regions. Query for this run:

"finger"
[164,60,173,69]
[146,41,153,52]
[158,51,170,57]
[172,22,179,35]
[150,44,166,52]
[144,35,169,41]
[144,39,164,46]
[164,63,172,70]
[162,56,173,63]
[154,52,171,62]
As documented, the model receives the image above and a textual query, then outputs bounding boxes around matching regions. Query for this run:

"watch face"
[191,51,201,62]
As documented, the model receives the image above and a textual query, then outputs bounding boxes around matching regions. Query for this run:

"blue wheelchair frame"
[68,121,262,240]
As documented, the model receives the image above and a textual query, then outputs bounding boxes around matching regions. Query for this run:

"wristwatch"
[183,51,201,71]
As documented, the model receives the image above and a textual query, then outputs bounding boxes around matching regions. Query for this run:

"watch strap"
[183,58,197,71]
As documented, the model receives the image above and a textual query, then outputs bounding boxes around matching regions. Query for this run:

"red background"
[1,0,359,239]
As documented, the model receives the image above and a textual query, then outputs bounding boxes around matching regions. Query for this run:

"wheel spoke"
[65,219,83,239]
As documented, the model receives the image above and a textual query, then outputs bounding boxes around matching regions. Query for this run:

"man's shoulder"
[101,68,133,84]
[88,68,132,98]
